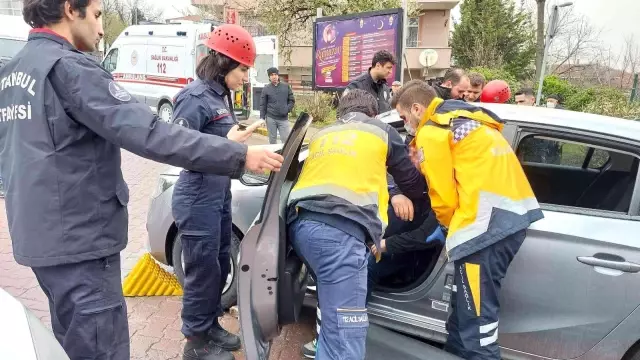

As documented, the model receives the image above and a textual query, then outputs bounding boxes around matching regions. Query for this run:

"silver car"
[147,105,640,360]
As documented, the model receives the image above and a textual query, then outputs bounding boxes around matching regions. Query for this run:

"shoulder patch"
[108,81,131,102]
[174,118,190,128]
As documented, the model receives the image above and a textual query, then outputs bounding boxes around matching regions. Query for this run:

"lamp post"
[535,1,573,106]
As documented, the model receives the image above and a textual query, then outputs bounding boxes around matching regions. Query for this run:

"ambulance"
[0,14,31,69]
[102,21,278,122]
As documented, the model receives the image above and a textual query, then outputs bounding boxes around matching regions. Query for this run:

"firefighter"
[0,2,283,359]
[288,89,426,360]
[392,80,543,360]
[170,24,268,360]
[479,80,512,104]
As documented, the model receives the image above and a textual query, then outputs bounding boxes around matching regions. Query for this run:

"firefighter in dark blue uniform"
[0,2,283,359]
[171,24,264,360]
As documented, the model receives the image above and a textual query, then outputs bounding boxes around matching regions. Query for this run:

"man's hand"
[370,239,387,263]
[391,194,414,222]
[227,120,266,143]
[409,146,420,169]
[245,147,284,173]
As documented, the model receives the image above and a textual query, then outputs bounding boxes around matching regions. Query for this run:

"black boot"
[208,321,242,351]
[183,334,234,360]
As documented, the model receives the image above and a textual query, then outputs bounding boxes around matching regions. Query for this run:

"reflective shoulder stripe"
[311,122,388,145]
[288,184,379,208]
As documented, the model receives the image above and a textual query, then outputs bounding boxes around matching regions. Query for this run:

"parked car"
[0,287,70,359]
[146,105,640,360]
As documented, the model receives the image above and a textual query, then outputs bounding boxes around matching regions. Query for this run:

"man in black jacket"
[434,67,470,100]
[260,67,295,144]
[344,50,395,114]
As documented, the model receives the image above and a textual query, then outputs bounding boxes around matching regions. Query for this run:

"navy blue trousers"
[32,253,129,359]
[172,172,232,337]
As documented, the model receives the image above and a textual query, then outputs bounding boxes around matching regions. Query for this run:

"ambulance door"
[109,40,149,106]
[249,36,278,117]
[145,35,190,122]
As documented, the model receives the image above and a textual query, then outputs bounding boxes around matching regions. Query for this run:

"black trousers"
[32,253,129,360]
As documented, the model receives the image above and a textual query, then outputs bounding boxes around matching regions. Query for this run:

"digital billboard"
[312,8,404,91]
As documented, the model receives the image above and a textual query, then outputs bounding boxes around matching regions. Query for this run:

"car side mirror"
[239,149,282,186]
[240,168,272,186]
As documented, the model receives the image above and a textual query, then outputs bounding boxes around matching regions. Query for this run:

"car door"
[497,126,640,359]
[238,113,313,360]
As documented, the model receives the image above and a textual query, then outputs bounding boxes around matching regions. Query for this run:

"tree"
[252,0,420,63]
[548,8,601,77]
[450,0,536,79]
[620,35,640,89]
[534,0,545,82]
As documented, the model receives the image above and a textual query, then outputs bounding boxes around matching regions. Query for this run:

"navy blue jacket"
[0,30,248,267]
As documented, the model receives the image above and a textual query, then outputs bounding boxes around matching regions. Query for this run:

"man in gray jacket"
[260,67,295,144]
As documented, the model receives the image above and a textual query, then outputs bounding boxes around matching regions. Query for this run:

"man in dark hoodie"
[344,50,395,113]
[260,67,295,144]
[434,67,470,100]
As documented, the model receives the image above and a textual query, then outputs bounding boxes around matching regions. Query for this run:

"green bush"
[581,89,640,120]
[293,92,337,126]
[540,76,577,107]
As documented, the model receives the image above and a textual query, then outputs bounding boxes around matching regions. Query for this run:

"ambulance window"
[254,54,273,84]
[195,44,208,67]
[102,48,118,73]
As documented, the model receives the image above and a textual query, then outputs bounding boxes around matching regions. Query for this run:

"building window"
[406,18,419,48]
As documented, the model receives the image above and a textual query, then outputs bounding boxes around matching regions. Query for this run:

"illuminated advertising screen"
[312,8,404,91]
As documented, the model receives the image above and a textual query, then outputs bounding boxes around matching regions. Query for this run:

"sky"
[154,0,639,66]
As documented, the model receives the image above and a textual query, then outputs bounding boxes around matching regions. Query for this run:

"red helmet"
[480,80,512,103]
[206,24,256,67]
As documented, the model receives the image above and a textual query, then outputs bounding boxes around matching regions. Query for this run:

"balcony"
[404,47,452,70]
[415,0,459,10]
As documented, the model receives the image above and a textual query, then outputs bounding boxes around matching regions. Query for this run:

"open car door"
[238,113,313,360]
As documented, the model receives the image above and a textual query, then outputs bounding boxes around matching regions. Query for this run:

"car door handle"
[577,256,640,273]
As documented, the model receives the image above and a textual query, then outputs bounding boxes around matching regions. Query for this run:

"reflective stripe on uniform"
[311,121,389,145]
[446,192,540,254]
[289,184,379,208]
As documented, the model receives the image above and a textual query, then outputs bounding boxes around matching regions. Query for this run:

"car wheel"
[172,231,240,310]
[158,102,173,122]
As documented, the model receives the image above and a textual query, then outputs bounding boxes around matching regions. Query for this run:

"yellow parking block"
[122,253,183,297]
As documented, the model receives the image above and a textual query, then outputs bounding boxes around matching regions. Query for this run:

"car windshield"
[0,38,27,58]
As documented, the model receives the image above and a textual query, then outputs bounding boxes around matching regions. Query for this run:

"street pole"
[400,0,408,83]
[631,73,638,103]
[536,2,573,106]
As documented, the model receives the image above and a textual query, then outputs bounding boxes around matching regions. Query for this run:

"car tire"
[172,231,240,311]
[158,102,173,122]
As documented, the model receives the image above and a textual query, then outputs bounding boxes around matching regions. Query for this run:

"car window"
[0,38,26,59]
[517,135,637,213]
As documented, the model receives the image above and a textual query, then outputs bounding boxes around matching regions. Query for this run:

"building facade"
[192,0,458,89]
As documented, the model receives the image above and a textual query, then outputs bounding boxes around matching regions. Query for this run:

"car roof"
[480,103,640,142]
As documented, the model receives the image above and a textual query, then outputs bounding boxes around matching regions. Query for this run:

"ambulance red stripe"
[111,73,192,88]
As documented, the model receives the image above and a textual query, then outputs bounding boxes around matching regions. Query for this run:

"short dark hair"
[515,87,535,97]
[196,51,240,83]
[391,79,437,110]
[23,0,90,28]
[338,89,378,118]
[442,67,467,86]
[371,50,396,68]
[468,72,486,87]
